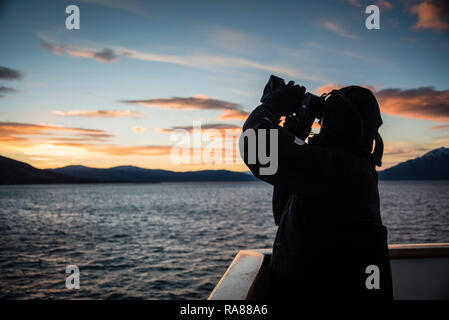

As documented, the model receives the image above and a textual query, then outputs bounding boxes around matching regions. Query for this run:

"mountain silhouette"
[0,155,256,184]
[378,147,449,180]
[48,165,256,183]
[2,147,448,184]
[0,155,93,184]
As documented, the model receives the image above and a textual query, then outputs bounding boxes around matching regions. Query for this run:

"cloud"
[0,66,23,80]
[47,142,172,156]
[217,109,249,121]
[314,83,341,95]
[0,122,241,164]
[39,40,315,79]
[0,66,22,96]
[123,48,300,78]
[156,123,241,134]
[88,48,123,62]
[132,126,146,134]
[0,86,18,97]
[383,146,430,156]
[40,41,65,55]
[380,138,449,168]
[410,0,449,31]
[430,124,449,130]
[0,121,113,143]
[347,0,361,7]
[41,41,126,63]
[323,21,357,39]
[48,142,240,161]
[0,86,18,93]
[122,96,241,110]
[47,137,107,142]
[376,0,392,10]
[0,121,176,159]
[376,87,449,122]
[97,145,171,156]
[382,145,431,168]
[315,84,449,122]
[122,95,249,121]
[314,83,376,95]
[52,110,141,118]
[349,0,391,10]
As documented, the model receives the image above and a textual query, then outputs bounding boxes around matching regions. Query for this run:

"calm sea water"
[0,181,448,299]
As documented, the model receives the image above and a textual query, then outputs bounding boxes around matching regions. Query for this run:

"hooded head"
[311,86,383,156]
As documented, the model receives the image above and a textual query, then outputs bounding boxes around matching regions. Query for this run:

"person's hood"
[310,86,383,154]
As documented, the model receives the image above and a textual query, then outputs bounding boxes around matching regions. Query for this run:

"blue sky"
[1,0,448,170]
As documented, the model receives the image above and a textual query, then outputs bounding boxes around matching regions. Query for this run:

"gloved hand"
[284,116,312,140]
[264,81,306,117]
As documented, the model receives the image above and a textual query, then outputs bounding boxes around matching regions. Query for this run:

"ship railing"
[208,243,449,300]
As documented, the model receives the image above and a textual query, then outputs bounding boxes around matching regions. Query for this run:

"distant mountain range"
[1,147,448,184]
[0,155,92,184]
[0,155,256,184]
[378,147,449,180]
[47,165,256,183]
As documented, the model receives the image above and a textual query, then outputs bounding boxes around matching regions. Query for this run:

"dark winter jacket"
[240,96,393,299]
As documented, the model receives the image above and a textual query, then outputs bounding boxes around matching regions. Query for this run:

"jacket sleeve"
[240,102,342,195]
[272,185,292,225]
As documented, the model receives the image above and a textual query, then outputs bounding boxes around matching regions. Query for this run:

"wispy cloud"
[40,40,315,79]
[0,121,113,143]
[0,66,22,97]
[0,66,23,80]
[93,144,171,156]
[0,86,18,93]
[314,83,341,95]
[410,0,449,31]
[123,47,300,78]
[347,0,361,7]
[156,123,241,134]
[52,110,141,118]
[0,86,18,98]
[46,142,240,162]
[315,84,449,122]
[430,124,449,130]
[381,138,449,168]
[41,41,126,63]
[122,95,249,121]
[376,0,392,10]
[323,21,357,39]
[216,109,249,121]
[44,141,172,156]
[40,41,64,55]
[382,145,430,168]
[347,0,390,10]
[132,126,146,134]
[383,146,430,156]
[0,120,187,163]
[376,87,449,122]
[314,83,376,95]
[0,121,176,160]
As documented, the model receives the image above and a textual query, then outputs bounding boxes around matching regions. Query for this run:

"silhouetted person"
[240,76,393,299]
